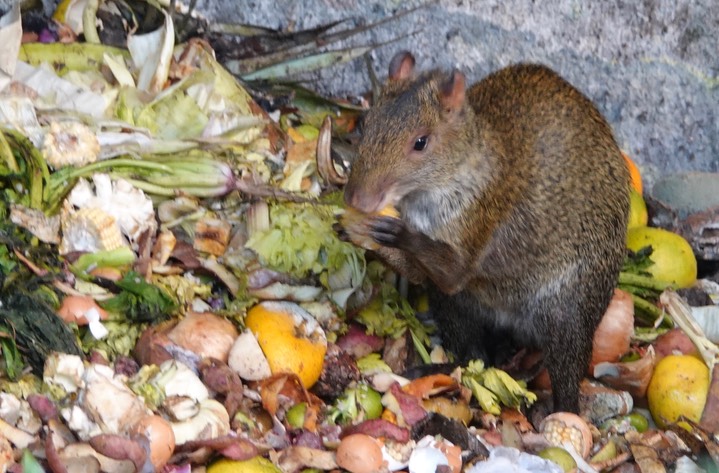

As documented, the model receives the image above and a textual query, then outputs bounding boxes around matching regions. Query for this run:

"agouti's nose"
[344,186,385,214]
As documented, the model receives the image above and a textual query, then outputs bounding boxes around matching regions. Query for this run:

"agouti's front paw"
[339,206,400,250]
[369,215,410,249]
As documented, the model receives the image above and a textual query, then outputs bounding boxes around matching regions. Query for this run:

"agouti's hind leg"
[542,305,594,414]
[429,287,519,365]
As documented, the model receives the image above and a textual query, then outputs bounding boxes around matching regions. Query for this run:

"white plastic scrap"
[467,447,564,473]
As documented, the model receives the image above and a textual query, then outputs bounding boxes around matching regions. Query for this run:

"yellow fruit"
[627,190,648,229]
[626,226,697,288]
[207,457,281,473]
[245,301,327,388]
[378,205,399,218]
[647,354,709,429]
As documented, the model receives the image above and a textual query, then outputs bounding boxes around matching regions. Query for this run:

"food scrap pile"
[0,2,718,473]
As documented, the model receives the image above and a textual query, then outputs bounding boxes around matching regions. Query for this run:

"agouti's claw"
[370,216,406,247]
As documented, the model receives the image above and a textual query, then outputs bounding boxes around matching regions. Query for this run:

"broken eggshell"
[407,435,462,473]
[335,433,387,473]
[57,295,110,339]
[228,330,272,381]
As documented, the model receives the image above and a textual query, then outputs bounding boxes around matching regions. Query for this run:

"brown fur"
[344,52,630,413]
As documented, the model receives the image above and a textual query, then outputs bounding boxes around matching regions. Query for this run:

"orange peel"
[244,301,327,389]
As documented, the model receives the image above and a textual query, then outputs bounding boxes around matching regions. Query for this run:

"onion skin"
[167,312,239,363]
[593,346,656,399]
[130,415,175,470]
[528,289,635,391]
[589,289,635,371]
[652,328,700,361]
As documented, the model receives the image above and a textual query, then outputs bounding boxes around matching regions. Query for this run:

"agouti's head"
[344,52,478,214]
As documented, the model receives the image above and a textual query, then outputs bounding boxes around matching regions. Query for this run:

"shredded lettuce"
[245,202,365,290]
[81,320,144,360]
[355,262,432,346]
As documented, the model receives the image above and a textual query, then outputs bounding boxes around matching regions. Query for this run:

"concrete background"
[197,0,718,192]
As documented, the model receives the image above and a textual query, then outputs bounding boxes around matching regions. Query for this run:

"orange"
[623,152,643,195]
[244,301,327,388]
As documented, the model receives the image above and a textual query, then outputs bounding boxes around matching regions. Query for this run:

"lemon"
[245,301,327,388]
[626,226,697,288]
[627,190,648,229]
[647,354,709,429]
[207,457,281,473]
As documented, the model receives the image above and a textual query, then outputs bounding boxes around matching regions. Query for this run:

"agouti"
[343,52,630,413]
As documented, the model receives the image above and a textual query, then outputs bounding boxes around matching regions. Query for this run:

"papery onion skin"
[167,312,239,363]
[652,328,700,362]
[589,289,635,371]
[130,415,175,470]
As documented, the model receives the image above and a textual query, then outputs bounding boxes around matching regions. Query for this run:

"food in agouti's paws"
[342,51,630,413]
[339,205,400,250]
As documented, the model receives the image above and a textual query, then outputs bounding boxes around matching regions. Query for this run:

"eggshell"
[227,330,272,381]
[130,415,175,470]
[57,295,109,325]
[336,434,385,473]
[408,436,461,473]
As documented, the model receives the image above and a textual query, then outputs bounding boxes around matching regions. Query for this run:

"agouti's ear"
[388,51,416,81]
[440,70,466,113]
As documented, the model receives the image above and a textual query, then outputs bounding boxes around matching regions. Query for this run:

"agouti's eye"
[413,135,428,151]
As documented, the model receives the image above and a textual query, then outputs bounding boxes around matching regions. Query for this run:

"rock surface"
[197,0,718,190]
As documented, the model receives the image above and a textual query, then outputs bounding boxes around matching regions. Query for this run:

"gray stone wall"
[198,1,719,191]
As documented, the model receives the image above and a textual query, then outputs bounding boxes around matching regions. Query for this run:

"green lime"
[538,447,577,472]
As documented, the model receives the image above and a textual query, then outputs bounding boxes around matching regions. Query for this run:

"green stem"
[4,129,51,210]
[631,293,673,328]
[618,271,672,292]
[0,130,19,173]
[124,179,230,197]
[44,159,174,209]
[70,246,136,277]
[61,159,173,180]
